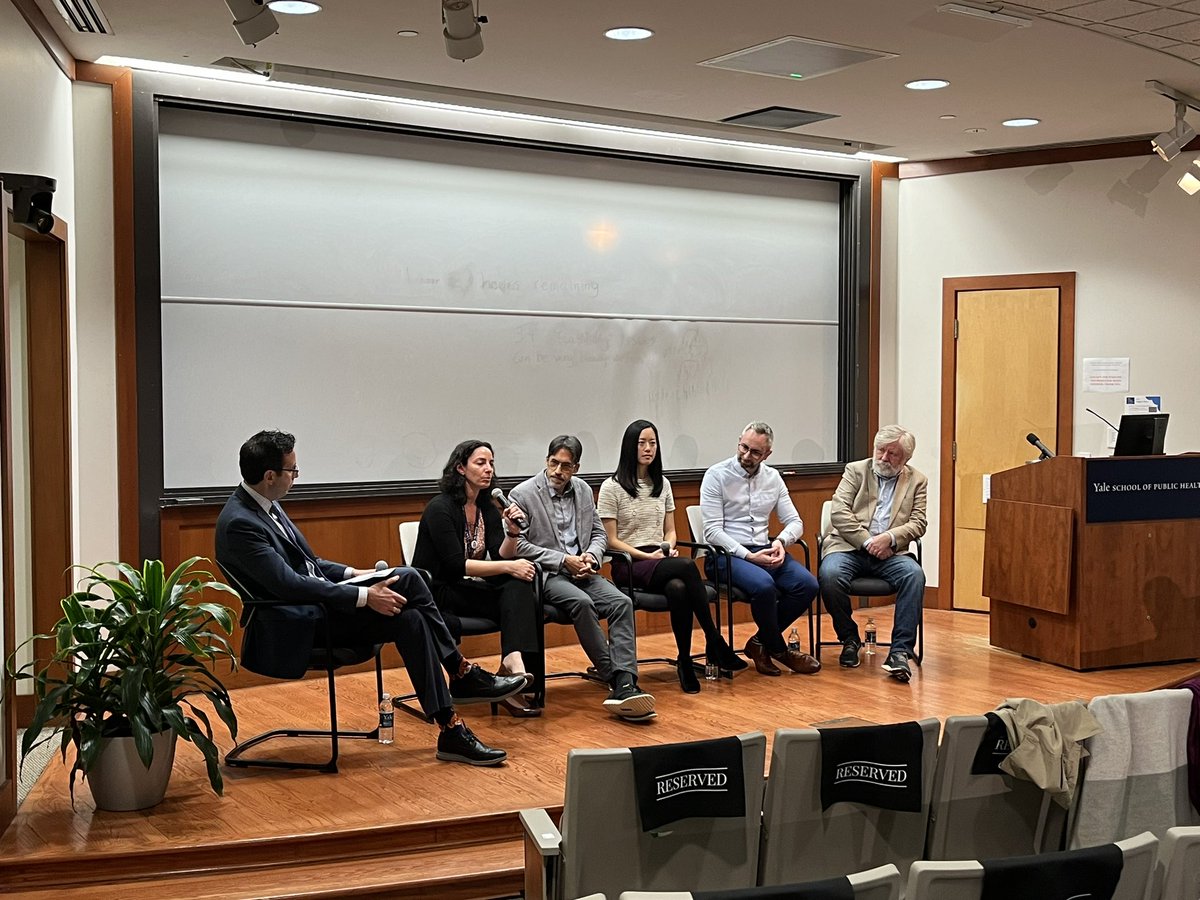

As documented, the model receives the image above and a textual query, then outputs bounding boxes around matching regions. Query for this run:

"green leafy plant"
[6,557,240,803]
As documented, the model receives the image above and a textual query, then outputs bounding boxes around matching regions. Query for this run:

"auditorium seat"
[758,719,940,885]
[906,831,1158,900]
[1069,689,1199,849]
[616,863,902,899]
[925,715,1066,860]
[1157,826,1200,900]
[520,732,767,900]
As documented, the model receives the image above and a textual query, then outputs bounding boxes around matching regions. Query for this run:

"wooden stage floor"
[2,607,1196,898]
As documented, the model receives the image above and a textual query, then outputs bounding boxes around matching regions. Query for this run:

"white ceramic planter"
[87,731,177,811]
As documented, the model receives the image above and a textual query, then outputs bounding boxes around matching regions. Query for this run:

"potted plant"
[6,557,239,810]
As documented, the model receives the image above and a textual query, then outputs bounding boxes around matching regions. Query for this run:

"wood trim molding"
[9,0,75,80]
[75,63,140,561]
[898,139,1153,179]
[868,162,899,438]
[938,272,1077,612]
[0,198,17,832]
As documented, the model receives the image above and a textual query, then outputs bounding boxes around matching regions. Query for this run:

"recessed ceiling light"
[905,79,949,91]
[605,26,654,41]
[1002,117,1040,127]
[268,1,321,13]
[939,114,957,120]
[397,29,419,37]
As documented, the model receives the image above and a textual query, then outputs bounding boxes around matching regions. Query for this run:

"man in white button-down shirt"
[699,422,821,677]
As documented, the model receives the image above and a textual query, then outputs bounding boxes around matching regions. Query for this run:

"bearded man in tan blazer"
[818,425,927,682]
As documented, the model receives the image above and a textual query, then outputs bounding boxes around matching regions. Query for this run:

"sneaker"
[449,664,526,704]
[603,676,657,719]
[436,721,507,766]
[882,650,911,683]
[839,639,862,668]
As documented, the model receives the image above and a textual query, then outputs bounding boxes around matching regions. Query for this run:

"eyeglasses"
[737,442,767,460]
[546,458,579,473]
[278,467,300,477]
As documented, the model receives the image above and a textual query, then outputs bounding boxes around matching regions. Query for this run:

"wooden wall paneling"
[20,226,73,642]
[0,194,17,832]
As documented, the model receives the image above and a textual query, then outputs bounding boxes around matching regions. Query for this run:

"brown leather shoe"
[772,647,822,675]
[743,637,782,676]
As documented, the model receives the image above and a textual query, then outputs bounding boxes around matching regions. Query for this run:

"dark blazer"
[215,485,360,678]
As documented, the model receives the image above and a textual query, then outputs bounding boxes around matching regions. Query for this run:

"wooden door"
[941,275,1075,613]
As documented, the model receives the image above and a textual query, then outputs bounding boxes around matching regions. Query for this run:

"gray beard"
[872,460,899,478]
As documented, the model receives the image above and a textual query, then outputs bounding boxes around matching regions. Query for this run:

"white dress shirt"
[699,457,804,558]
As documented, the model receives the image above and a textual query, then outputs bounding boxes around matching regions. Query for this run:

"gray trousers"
[542,573,638,682]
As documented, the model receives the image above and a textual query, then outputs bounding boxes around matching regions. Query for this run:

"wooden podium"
[984,455,1200,670]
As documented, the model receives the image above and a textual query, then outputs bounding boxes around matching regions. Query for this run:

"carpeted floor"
[15,729,56,807]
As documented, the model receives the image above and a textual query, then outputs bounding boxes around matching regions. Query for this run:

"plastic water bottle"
[378,692,394,745]
[787,627,801,652]
[864,618,877,657]
[705,657,718,681]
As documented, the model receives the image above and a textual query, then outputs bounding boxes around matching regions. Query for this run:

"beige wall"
[891,154,1200,590]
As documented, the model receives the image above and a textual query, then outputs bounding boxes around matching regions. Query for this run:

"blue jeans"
[707,547,818,654]
[817,549,925,655]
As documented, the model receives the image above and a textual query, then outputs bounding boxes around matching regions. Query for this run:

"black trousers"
[435,576,540,659]
[320,567,458,719]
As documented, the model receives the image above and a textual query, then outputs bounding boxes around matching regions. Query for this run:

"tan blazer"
[824,458,928,555]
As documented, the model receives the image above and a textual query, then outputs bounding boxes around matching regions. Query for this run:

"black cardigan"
[412,491,505,587]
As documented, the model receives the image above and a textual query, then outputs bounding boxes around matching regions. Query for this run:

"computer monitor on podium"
[1114,413,1168,456]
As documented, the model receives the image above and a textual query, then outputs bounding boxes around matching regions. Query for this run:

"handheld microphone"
[490,487,528,529]
[1026,433,1055,460]
[1085,407,1119,431]
[375,560,390,571]
[660,541,672,557]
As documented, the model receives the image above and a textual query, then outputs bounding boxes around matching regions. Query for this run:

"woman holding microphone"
[414,440,542,716]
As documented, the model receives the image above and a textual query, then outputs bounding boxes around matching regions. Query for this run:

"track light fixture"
[1152,102,1195,162]
[225,0,279,46]
[1178,160,1200,196]
[443,0,485,61]
[0,173,57,234]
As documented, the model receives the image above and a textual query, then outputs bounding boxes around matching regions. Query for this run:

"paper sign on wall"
[1125,395,1163,414]
[1082,358,1129,393]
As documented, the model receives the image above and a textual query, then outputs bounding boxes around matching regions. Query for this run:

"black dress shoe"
[449,664,526,704]
[706,636,748,672]
[436,722,507,766]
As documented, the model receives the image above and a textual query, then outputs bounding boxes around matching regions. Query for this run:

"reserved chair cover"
[758,720,939,885]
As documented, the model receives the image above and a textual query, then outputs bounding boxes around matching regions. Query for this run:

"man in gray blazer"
[818,424,927,682]
[504,435,655,720]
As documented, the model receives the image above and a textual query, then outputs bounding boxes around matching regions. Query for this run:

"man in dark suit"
[215,430,525,766]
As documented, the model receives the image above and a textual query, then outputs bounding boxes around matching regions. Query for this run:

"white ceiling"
[36,0,1200,161]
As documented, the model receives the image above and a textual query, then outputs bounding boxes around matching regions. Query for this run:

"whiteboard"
[158,108,844,488]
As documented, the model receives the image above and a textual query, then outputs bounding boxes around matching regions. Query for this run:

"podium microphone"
[1086,407,1119,431]
[490,487,528,529]
[1026,433,1055,461]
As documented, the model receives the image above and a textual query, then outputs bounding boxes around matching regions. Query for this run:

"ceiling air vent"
[721,106,838,130]
[49,0,113,34]
[700,36,896,82]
